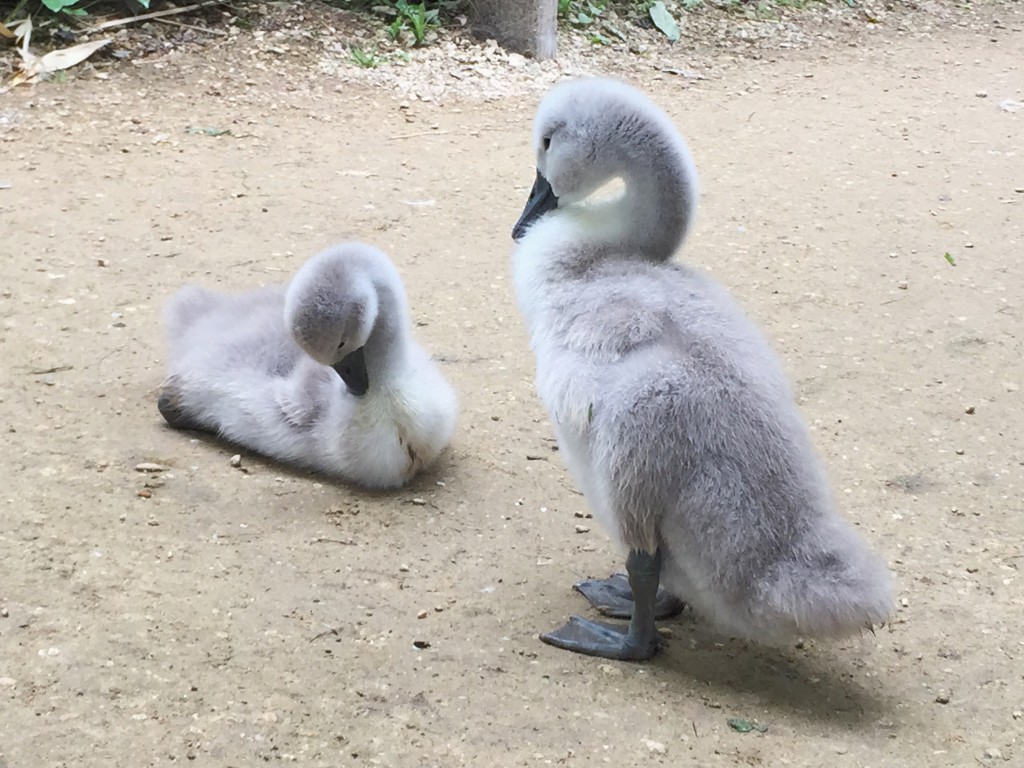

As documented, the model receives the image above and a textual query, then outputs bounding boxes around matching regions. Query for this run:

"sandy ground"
[1,4,1023,767]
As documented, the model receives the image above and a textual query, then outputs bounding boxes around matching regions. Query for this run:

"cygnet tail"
[757,520,894,639]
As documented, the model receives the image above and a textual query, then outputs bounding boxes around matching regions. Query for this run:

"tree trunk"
[470,0,558,60]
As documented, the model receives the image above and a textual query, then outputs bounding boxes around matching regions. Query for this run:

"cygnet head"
[512,77,697,253]
[284,243,388,397]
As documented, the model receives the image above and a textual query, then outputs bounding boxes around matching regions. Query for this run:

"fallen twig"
[82,0,225,34]
[311,536,356,545]
[389,129,451,140]
[153,17,229,37]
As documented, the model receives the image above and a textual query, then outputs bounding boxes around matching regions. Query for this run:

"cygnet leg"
[540,549,663,661]
[573,572,685,620]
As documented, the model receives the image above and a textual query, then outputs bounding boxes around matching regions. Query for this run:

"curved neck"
[614,132,697,261]
[363,281,411,384]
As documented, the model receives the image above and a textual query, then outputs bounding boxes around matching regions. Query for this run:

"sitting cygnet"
[158,242,458,489]
[511,77,893,660]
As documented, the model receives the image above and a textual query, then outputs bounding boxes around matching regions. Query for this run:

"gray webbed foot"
[542,549,666,661]
[157,383,209,432]
[540,616,660,660]
[574,572,686,620]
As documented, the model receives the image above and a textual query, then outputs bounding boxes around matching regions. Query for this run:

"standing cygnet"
[511,77,893,660]
[158,242,458,490]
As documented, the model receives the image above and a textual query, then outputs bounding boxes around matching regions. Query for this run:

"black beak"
[332,346,369,397]
[512,170,559,242]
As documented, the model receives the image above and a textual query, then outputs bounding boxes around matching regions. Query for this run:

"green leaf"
[727,718,768,733]
[42,0,81,11]
[649,1,680,42]
[943,252,957,266]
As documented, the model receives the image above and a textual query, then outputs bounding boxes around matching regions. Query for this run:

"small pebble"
[229,455,242,468]
[411,498,426,506]
[416,609,428,619]
[642,739,667,755]
[1012,710,1022,720]
[0,677,15,687]
[934,692,950,704]
[412,639,430,649]
[955,448,965,455]
[137,489,152,499]
[897,280,908,290]
[0,607,8,618]
[574,524,590,534]
[966,565,979,573]
[399,564,410,572]
[657,627,674,638]
[965,406,975,414]
[975,90,988,97]
[135,462,166,473]
[983,747,1002,760]
[598,664,623,677]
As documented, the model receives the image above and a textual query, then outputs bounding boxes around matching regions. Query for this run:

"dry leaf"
[5,31,113,91]
[34,38,113,75]
[13,17,32,53]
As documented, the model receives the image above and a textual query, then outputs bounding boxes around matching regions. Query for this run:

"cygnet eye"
[337,340,346,350]
[542,136,551,151]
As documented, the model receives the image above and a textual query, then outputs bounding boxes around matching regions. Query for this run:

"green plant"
[35,0,150,17]
[380,1,440,46]
[394,0,439,46]
[321,2,469,49]
[386,15,403,41]
[559,0,609,26]
[349,45,381,68]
